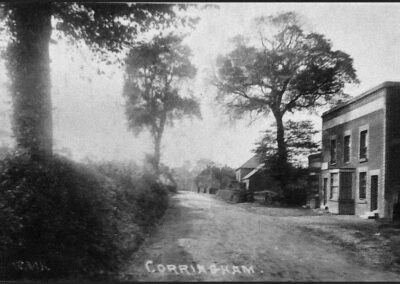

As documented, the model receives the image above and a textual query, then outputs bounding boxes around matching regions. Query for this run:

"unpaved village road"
[119,191,400,281]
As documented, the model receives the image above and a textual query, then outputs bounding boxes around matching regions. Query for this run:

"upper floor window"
[359,130,368,160]
[330,139,337,164]
[344,135,351,163]
[359,172,367,199]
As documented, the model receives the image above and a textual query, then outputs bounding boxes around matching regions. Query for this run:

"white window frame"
[356,167,368,202]
[343,130,352,164]
[329,172,339,200]
[358,124,369,162]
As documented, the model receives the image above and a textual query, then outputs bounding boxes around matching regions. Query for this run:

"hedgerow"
[0,153,169,280]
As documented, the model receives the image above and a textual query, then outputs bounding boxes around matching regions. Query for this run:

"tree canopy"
[214,12,357,118]
[123,33,200,174]
[213,11,358,192]
[254,119,319,167]
[2,2,195,160]
[194,165,235,191]
[5,3,195,55]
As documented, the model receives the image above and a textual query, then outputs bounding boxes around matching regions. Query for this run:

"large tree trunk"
[7,3,53,161]
[272,110,288,194]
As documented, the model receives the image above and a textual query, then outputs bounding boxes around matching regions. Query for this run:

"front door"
[323,178,328,205]
[340,172,353,200]
[339,172,355,215]
[370,175,378,211]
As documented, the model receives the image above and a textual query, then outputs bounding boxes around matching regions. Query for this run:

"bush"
[283,167,309,206]
[92,161,169,228]
[164,184,177,193]
[283,184,308,206]
[0,153,169,280]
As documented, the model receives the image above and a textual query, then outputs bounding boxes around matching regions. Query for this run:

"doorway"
[323,178,328,205]
[340,172,353,200]
[370,175,378,211]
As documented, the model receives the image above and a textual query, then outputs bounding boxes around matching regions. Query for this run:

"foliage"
[4,3,195,63]
[123,33,201,173]
[172,160,195,191]
[194,165,236,191]
[254,119,318,203]
[1,2,195,159]
[172,159,230,191]
[93,160,169,229]
[257,154,309,206]
[254,119,319,166]
[282,167,309,206]
[214,12,358,118]
[213,11,358,192]
[0,154,169,280]
[159,164,178,191]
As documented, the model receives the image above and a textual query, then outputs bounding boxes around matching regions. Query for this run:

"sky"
[0,3,400,169]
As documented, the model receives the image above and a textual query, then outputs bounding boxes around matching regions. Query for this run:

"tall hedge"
[0,153,169,280]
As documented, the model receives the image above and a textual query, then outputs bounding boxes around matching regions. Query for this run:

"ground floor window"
[330,173,339,200]
[359,172,367,199]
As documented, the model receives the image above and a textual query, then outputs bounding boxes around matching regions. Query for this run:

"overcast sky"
[0,3,400,169]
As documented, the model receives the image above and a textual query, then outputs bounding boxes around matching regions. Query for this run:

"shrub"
[164,184,177,193]
[283,167,309,206]
[0,154,169,280]
[283,184,308,206]
[92,161,169,228]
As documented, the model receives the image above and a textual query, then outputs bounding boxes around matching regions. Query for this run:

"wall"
[385,86,400,219]
[247,170,277,192]
[236,168,253,182]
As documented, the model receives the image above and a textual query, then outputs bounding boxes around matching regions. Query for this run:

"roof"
[322,81,400,117]
[242,163,265,180]
[236,154,262,170]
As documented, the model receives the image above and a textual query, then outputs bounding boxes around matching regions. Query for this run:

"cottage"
[235,155,276,193]
[235,155,265,191]
[235,155,261,182]
[320,81,400,220]
[241,163,266,192]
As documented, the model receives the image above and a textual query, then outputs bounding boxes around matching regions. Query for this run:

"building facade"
[320,82,400,219]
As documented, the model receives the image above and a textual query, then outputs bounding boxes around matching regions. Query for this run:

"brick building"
[320,81,400,219]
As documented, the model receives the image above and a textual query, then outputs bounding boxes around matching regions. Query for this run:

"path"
[119,191,400,281]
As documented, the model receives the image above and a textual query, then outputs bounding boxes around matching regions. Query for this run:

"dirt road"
[119,191,400,281]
